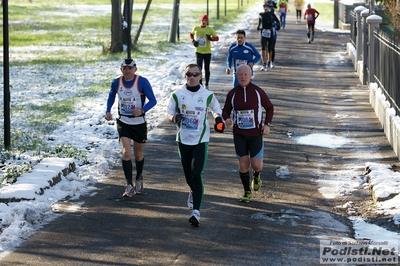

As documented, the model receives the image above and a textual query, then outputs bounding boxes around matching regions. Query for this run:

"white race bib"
[237,110,256,129]
[181,111,200,130]
[120,98,136,116]
[262,29,271,38]
[235,59,247,69]
[198,37,207,47]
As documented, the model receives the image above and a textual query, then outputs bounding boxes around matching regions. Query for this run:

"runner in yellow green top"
[294,0,304,24]
[190,14,219,89]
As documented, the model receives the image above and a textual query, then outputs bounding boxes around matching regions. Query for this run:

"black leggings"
[178,142,208,210]
[195,52,211,86]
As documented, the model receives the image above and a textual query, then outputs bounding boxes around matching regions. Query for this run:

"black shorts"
[261,36,274,52]
[233,133,264,158]
[116,119,147,143]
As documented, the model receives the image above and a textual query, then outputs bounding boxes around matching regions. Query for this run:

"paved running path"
[1,8,398,266]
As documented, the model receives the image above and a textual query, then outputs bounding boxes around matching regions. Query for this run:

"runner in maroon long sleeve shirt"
[222,64,274,202]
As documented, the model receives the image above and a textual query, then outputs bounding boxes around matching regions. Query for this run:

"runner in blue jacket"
[226,29,261,87]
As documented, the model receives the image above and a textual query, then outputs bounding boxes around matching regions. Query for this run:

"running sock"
[135,158,144,180]
[307,32,310,38]
[240,171,251,192]
[122,159,133,185]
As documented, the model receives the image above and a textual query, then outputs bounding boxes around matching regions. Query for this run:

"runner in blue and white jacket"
[226,29,261,87]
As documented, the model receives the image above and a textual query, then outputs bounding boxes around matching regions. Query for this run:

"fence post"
[366,14,382,84]
[361,9,369,85]
[332,0,340,29]
[355,6,366,64]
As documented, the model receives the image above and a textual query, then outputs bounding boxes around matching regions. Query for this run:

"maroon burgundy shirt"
[222,82,274,136]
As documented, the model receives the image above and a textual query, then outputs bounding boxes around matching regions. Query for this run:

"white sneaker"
[135,176,143,194]
[187,191,193,209]
[260,65,268,71]
[189,209,200,227]
[122,184,135,198]
[270,62,275,68]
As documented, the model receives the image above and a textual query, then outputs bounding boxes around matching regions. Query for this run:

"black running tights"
[178,142,208,210]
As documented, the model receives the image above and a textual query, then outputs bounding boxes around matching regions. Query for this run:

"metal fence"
[373,29,400,115]
[350,10,357,46]
[349,6,400,115]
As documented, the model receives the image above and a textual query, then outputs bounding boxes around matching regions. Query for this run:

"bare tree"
[382,0,400,38]
[133,0,152,45]
[110,0,152,54]
[111,0,123,53]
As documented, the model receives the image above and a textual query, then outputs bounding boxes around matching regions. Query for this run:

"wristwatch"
[266,123,271,126]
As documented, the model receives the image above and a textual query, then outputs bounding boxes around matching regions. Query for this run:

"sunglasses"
[186,72,201,77]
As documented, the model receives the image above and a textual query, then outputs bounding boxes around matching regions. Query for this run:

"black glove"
[192,40,199,47]
[214,117,225,133]
[206,34,213,41]
[173,108,183,123]
[173,113,183,123]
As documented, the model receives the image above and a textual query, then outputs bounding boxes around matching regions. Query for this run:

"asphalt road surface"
[1,10,398,266]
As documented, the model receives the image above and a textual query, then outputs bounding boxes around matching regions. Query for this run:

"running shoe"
[239,191,252,202]
[135,176,144,194]
[189,209,200,227]
[252,172,262,191]
[260,64,268,71]
[187,191,193,209]
[122,184,135,198]
[270,62,275,68]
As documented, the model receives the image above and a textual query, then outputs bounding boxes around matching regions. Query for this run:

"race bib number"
[198,37,207,47]
[181,111,199,130]
[262,29,271,38]
[237,110,256,129]
[120,98,135,116]
[280,8,286,13]
[307,14,313,21]
[296,2,301,7]
[235,59,247,69]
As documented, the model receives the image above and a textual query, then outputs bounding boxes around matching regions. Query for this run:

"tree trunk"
[134,0,152,45]
[122,0,133,52]
[169,0,180,43]
[111,0,123,53]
